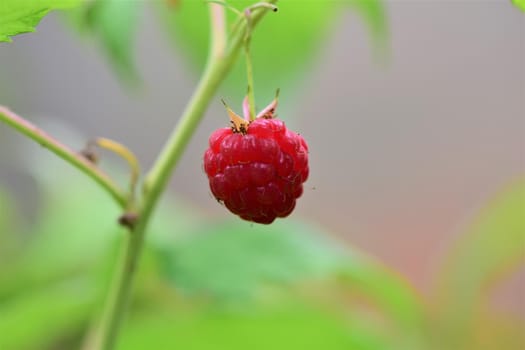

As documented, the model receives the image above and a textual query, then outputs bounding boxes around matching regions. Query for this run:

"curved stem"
[0,106,127,208]
[242,3,276,120]
[244,37,256,120]
[93,2,277,349]
[93,137,141,204]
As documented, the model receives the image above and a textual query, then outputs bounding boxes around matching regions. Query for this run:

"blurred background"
[0,0,523,349]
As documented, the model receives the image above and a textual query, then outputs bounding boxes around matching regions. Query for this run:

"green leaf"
[511,0,525,11]
[65,0,142,82]
[337,256,425,348]
[118,300,388,350]
[153,214,425,348]
[0,188,20,265]
[0,152,122,299]
[0,0,81,42]
[434,179,525,347]
[0,138,121,348]
[0,188,13,243]
[349,0,389,57]
[157,0,388,106]
[154,216,424,346]
[0,279,96,350]
[155,219,347,301]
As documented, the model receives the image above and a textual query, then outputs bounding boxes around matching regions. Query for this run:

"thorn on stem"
[80,141,99,164]
[119,212,139,230]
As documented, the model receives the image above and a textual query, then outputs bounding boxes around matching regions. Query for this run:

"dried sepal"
[256,88,280,119]
[222,99,250,134]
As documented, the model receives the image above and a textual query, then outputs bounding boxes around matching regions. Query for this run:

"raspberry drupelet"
[203,96,309,224]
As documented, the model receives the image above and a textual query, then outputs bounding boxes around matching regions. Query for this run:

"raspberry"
[203,102,309,224]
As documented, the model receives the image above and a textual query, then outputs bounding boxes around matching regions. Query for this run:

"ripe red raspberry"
[203,98,309,224]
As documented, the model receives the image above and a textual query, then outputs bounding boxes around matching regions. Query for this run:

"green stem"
[243,2,276,120]
[244,42,256,120]
[0,106,127,208]
[244,16,256,120]
[92,2,277,349]
[92,137,141,206]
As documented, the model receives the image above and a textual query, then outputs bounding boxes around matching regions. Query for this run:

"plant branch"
[243,12,256,120]
[209,1,227,59]
[0,106,127,208]
[92,2,277,349]
[92,137,141,204]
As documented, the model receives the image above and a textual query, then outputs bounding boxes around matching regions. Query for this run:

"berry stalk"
[242,2,277,120]
[243,15,256,120]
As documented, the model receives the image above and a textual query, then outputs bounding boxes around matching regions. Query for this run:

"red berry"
[203,117,309,224]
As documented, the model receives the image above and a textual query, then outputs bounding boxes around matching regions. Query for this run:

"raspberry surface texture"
[203,117,309,224]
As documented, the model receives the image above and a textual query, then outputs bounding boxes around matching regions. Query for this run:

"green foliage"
[438,179,525,303]
[0,0,80,42]
[158,1,334,104]
[0,150,525,350]
[65,0,142,82]
[432,179,525,349]
[0,189,18,262]
[118,302,367,350]
[511,0,525,11]
[156,220,346,300]
[0,152,523,350]
[158,0,388,105]
[0,156,422,349]
[338,256,424,343]
[47,0,388,99]
[0,143,522,350]
[349,0,389,56]
[0,154,181,349]
[0,280,96,350]
[0,157,120,300]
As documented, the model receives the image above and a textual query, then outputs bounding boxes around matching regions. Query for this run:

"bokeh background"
[0,0,523,349]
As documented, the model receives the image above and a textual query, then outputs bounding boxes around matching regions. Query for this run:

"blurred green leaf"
[156,219,346,300]
[0,188,21,266]
[0,0,81,42]
[0,5,49,43]
[337,256,425,348]
[349,0,389,56]
[154,213,424,347]
[0,159,122,299]
[0,143,198,297]
[0,146,197,347]
[154,215,424,349]
[0,188,16,260]
[511,0,525,11]
[158,0,387,106]
[118,300,384,350]
[434,179,525,348]
[0,279,96,350]
[65,0,142,82]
